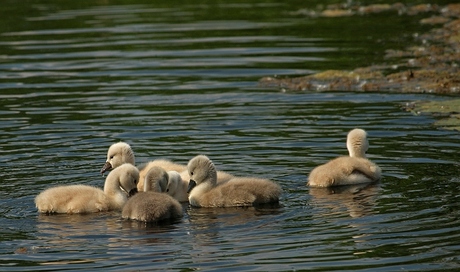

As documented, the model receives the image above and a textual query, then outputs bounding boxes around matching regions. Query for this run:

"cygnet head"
[101,142,135,174]
[107,163,139,197]
[187,155,217,193]
[346,128,369,158]
[165,171,182,193]
[143,166,169,192]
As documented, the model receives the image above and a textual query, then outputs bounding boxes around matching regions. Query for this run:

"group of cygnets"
[35,128,381,223]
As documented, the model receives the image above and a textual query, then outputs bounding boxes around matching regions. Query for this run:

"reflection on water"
[1,0,460,271]
[187,205,283,237]
[35,213,123,251]
[309,183,381,218]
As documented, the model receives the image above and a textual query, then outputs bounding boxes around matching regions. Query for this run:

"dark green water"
[1,0,459,271]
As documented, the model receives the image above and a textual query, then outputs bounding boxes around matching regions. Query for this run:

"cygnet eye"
[166,189,169,192]
[110,156,114,159]
[190,171,194,176]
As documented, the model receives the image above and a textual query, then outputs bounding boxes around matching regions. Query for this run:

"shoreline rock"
[260,3,460,94]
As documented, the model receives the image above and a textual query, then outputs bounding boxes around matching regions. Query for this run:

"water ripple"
[0,1,459,271]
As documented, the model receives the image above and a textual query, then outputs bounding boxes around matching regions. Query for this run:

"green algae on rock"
[403,99,460,131]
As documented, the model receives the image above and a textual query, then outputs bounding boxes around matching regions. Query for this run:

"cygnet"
[122,167,183,223]
[141,166,188,202]
[308,128,381,187]
[35,163,139,214]
[100,141,186,192]
[187,155,282,207]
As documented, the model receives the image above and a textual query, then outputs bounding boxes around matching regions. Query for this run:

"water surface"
[1,1,459,271]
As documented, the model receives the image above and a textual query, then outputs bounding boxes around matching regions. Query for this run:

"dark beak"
[187,180,197,193]
[100,162,112,174]
[128,188,138,197]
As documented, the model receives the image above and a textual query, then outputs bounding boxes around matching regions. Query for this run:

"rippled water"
[1,1,460,271]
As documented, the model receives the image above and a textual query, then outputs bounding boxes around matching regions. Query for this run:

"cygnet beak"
[187,180,197,193]
[100,162,112,174]
[128,188,138,197]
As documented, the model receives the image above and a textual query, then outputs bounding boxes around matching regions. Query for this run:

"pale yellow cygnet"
[35,163,139,214]
[187,155,282,207]
[122,166,183,223]
[100,142,135,174]
[164,170,189,202]
[141,166,189,202]
[137,160,187,191]
[179,167,234,186]
[308,128,381,187]
[99,141,187,192]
